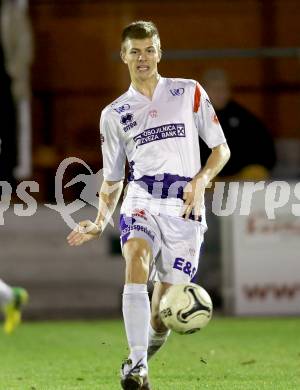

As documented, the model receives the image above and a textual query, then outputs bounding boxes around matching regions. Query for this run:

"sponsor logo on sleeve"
[114,104,130,114]
[133,123,185,147]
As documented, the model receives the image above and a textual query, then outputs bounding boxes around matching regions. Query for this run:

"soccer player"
[67,21,230,390]
[0,278,28,334]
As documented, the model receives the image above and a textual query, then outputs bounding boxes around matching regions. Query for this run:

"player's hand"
[182,177,206,221]
[67,220,102,246]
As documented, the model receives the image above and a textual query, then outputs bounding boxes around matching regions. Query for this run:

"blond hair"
[121,21,161,52]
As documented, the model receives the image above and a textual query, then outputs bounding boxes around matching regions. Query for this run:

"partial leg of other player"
[147,281,171,360]
[0,279,28,334]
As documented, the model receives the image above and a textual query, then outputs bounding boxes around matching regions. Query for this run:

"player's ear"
[157,49,162,63]
[120,50,127,64]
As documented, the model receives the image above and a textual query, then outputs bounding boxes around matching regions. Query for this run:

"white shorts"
[119,208,206,284]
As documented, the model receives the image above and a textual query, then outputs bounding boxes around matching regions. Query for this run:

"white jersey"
[100,76,226,220]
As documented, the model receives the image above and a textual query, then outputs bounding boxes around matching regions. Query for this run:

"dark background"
[29,0,300,200]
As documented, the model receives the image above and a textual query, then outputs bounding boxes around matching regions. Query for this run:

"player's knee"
[123,238,151,276]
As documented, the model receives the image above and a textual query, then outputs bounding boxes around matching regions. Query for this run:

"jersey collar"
[128,76,164,101]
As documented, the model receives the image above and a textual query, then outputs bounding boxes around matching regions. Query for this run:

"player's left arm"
[183,81,230,220]
[182,142,230,220]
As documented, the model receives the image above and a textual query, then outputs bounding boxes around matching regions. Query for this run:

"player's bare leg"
[147,281,171,361]
[123,238,151,284]
[121,238,152,390]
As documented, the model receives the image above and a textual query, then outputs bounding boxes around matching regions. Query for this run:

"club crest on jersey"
[149,109,158,118]
[114,104,130,114]
[170,88,185,96]
[120,113,137,132]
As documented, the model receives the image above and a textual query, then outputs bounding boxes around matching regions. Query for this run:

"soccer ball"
[159,283,213,334]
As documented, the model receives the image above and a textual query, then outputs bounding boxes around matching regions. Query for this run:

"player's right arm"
[67,179,123,246]
[67,106,126,246]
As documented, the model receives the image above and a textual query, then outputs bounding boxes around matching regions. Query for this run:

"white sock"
[122,283,150,369]
[0,279,13,307]
[147,322,171,360]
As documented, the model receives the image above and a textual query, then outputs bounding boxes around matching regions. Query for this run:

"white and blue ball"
[159,283,213,334]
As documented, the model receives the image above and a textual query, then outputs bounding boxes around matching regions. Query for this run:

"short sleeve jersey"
[100,77,226,217]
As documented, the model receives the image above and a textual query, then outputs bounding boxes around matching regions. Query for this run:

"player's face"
[121,37,161,82]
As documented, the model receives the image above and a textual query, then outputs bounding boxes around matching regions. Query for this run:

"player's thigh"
[119,210,161,260]
[119,210,161,282]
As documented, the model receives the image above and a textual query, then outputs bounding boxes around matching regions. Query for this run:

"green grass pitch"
[0,318,299,390]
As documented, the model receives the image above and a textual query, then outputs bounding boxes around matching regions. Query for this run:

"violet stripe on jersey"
[129,172,192,200]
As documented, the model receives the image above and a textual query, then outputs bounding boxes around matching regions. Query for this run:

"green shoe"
[3,287,29,334]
